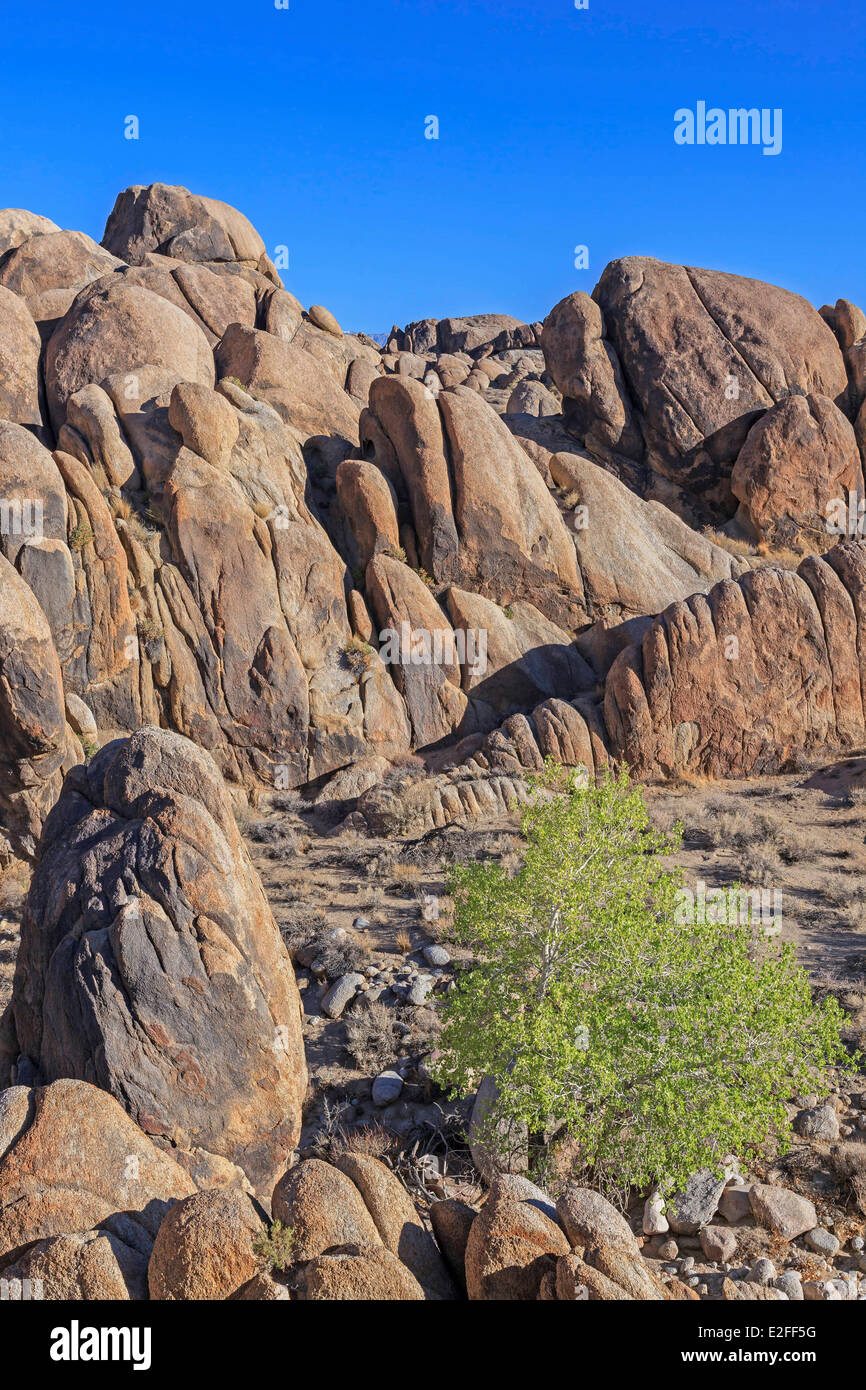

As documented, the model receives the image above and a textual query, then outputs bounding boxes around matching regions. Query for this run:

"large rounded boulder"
[4,727,307,1197]
[44,278,214,433]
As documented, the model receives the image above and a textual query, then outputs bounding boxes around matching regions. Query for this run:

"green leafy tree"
[433,763,848,1196]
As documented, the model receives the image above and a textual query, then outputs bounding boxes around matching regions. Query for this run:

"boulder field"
[2,184,866,1301]
[2,183,866,854]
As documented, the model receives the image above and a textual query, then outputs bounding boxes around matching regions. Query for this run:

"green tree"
[433,763,848,1196]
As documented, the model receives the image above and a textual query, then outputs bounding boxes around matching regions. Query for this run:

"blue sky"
[1,0,863,332]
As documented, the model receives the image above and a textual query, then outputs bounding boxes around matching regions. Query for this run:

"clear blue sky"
[1,0,863,333]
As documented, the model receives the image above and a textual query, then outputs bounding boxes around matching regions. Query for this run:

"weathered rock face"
[45,278,215,434]
[365,375,459,580]
[52,449,139,729]
[730,393,862,545]
[0,285,45,437]
[0,423,74,673]
[147,1188,264,1300]
[438,315,531,355]
[4,728,307,1197]
[444,586,595,710]
[464,1177,570,1300]
[0,1079,195,1263]
[300,1245,426,1300]
[0,230,123,333]
[0,209,60,256]
[365,553,471,748]
[442,386,585,625]
[0,552,77,865]
[542,291,641,459]
[549,450,745,618]
[594,257,849,504]
[215,323,360,458]
[359,763,535,837]
[101,183,273,275]
[335,457,400,572]
[57,373,409,787]
[272,1155,455,1300]
[603,540,866,779]
[332,1153,456,1300]
[361,378,585,632]
[0,1226,150,1301]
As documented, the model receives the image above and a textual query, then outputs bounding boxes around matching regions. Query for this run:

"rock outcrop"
[3,727,307,1197]
[2,177,866,840]
[272,1154,455,1300]
[0,552,78,864]
[604,540,866,779]
[730,392,862,545]
[0,1079,195,1265]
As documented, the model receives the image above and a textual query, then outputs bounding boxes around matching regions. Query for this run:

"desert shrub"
[344,1002,397,1070]
[77,733,99,762]
[253,1220,296,1272]
[329,1120,394,1161]
[316,938,368,980]
[432,762,849,1197]
[245,817,305,856]
[136,612,163,643]
[830,1145,866,1217]
[389,864,423,894]
[278,905,328,955]
[68,521,94,550]
[344,635,374,674]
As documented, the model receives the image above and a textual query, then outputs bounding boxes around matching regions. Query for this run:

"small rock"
[422,945,450,967]
[805,1227,840,1256]
[307,304,342,336]
[371,1070,404,1106]
[774,1271,804,1300]
[793,1103,840,1141]
[717,1182,753,1224]
[658,1240,679,1261]
[750,1257,776,1286]
[321,971,365,1019]
[667,1169,727,1235]
[421,894,440,922]
[700,1225,737,1263]
[643,1190,669,1236]
[353,916,371,930]
[803,1279,841,1301]
[749,1184,817,1242]
[851,1236,864,1251]
[406,976,434,1006]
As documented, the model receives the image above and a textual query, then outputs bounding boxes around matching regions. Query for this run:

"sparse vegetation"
[253,1220,296,1272]
[68,520,94,551]
[344,635,374,674]
[433,762,849,1197]
[344,1002,398,1070]
[136,613,163,643]
[77,733,99,761]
